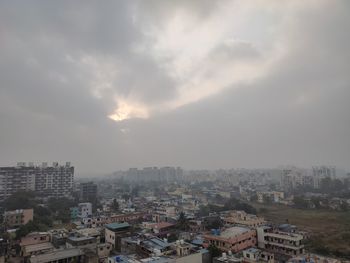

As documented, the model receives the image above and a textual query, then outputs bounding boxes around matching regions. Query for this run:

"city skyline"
[1,0,349,173]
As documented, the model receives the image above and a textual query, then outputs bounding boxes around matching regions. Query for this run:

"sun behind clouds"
[108,99,149,122]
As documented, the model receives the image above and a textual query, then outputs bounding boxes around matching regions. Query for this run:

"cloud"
[0,0,349,173]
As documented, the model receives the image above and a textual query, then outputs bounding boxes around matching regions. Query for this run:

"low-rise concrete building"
[257,192,284,204]
[78,202,92,218]
[137,237,172,257]
[223,211,266,228]
[142,222,176,237]
[49,229,69,248]
[21,243,54,258]
[76,228,102,243]
[4,208,34,228]
[203,227,256,253]
[66,236,97,250]
[97,243,113,263]
[257,226,304,258]
[105,222,132,252]
[20,232,50,246]
[29,248,84,263]
[243,248,274,263]
[287,254,342,263]
[20,232,53,257]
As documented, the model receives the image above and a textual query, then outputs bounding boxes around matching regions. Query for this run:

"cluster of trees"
[223,198,257,214]
[293,195,349,211]
[319,177,349,195]
[306,235,350,259]
[1,191,78,238]
[293,178,350,197]
[197,198,256,217]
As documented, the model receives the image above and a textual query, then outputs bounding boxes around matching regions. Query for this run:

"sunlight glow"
[108,100,149,122]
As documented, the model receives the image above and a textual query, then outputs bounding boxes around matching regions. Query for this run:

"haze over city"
[2,1,350,263]
[0,0,349,174]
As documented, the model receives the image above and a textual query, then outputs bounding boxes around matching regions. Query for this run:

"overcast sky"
[0,0,349,175]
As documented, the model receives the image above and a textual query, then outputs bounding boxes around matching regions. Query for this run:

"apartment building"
[78,203,92,218]
[203,227,256,253]
[4,208,34,228]
[20,232,53,258]
[223,211,266,228]
[257,192,284,204]
[0,165,35,200]
[0,162,74,200]
[105,222,132,252]
[312,166,336,189]
[257,226,304,258]
[79,182,97,203]
[82,212,145,228]
[34,162,74,198]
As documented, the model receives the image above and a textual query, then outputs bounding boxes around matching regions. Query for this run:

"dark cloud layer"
[0,1,349,175]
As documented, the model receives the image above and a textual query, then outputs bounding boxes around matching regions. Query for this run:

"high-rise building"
[0,165,36,200]
[0,162,74,200]
[280,167,313,192]
[312,166,336,188]
[79,182,97,203]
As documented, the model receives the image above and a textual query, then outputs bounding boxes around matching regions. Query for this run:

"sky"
[0,0,349,175]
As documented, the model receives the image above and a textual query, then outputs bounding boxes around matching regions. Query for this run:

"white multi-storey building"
[0,162,74,200]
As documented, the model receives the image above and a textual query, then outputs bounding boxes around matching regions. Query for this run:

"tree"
[208,244,221,258]
[259,208,268,214]
[197,205,210,217]
[205,217,223,230]
[15,220,48,239]
[177,212,189,231]
[340,201,349,211]
[3,191,37,210]
[293,196,309,209]
[111,199,119,212]
[47,197,77,223]
[131,186,139,198]
[214,194,225,203]
[263,195,273,204]
[167,233,178,242]
[122,194,130,201]
[223,198,256,214]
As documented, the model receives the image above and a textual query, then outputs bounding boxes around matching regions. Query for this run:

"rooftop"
[29,248,83,263]
[152,222,174,229]
[220,227,251,238]
[244,247,261,254]
[23,242,54,253]
[142,238,170,251]
[67,236,95,242]
[106,222,130,231]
